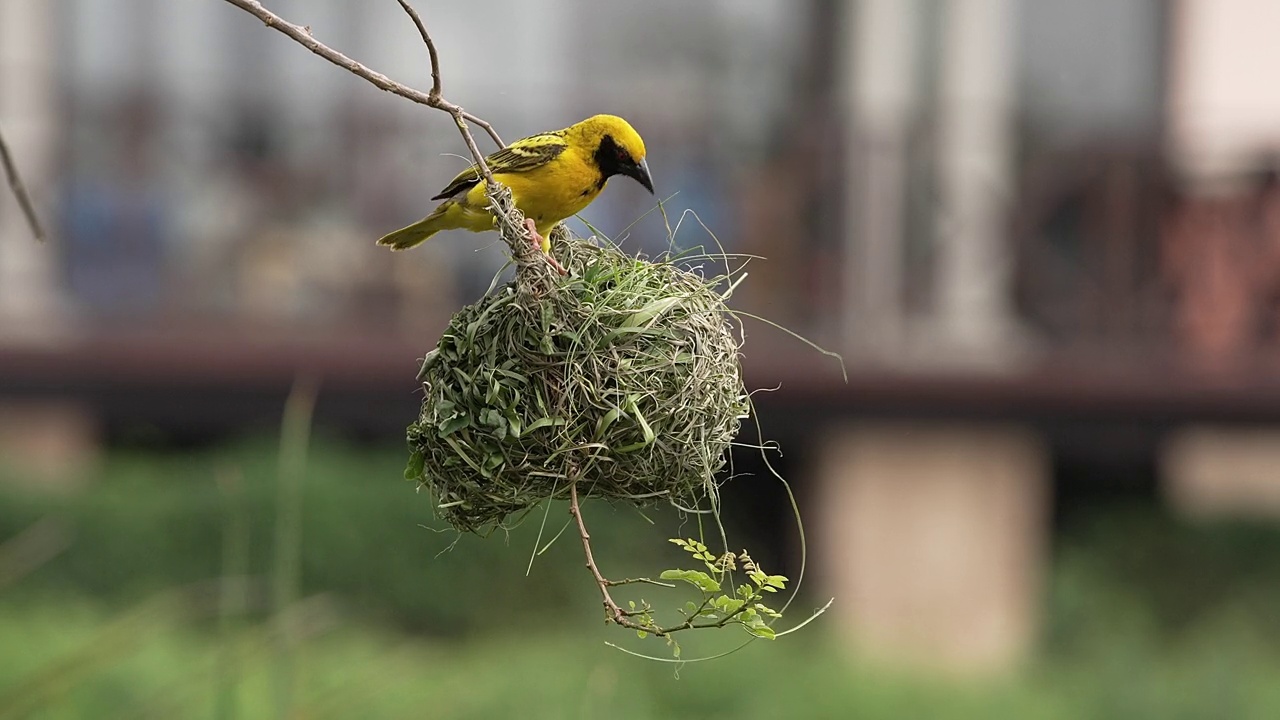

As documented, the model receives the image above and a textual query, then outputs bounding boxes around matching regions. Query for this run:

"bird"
[377,114,654,270]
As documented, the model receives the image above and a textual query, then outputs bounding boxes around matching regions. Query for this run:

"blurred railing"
[1013,144,1280,374]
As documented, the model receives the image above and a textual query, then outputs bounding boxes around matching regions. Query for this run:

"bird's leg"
[524,217,567,275]
[522,217,541,251]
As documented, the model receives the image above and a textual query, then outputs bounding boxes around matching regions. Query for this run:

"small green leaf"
[658,569,721,593]
[504,410,522,438]
[765,575,788,590]
[755,603,783,618]
[747,625,777,640]
[417,350,440,379]
[438,414,471,437]
[715,596,745,615]
[483,452,504,471]
[693,575,721,593]
[636,630,648,639]
[403,451,425,480]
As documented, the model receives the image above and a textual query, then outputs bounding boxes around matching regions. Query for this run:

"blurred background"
[3,0,1280,717]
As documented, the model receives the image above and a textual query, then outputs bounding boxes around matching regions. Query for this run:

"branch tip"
[0,126,46,242]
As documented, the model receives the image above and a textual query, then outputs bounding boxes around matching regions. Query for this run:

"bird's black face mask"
[595,134,654,194]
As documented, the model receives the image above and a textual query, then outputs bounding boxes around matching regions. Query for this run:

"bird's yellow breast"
[462,147,606,235]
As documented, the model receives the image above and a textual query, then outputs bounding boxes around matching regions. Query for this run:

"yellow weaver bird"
[377,114,654,268]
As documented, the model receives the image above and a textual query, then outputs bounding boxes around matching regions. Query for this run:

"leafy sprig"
[568,483,790,658]
[660,538,786,640]
[609,538,789,658]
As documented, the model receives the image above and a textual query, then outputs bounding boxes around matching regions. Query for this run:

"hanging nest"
[404,235,748,533]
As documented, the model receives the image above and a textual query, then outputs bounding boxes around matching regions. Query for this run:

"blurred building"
[3,0,1280,675]
[821,0,1280,673]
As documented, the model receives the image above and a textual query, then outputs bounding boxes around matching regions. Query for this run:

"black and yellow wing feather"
[431,132,569,200]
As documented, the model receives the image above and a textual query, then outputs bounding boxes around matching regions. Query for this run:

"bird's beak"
[630,158,655,194]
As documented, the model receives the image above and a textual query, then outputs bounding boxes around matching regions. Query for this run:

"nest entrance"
[404,237,748,533]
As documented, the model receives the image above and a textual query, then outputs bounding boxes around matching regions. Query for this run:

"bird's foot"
[524,217,567,275]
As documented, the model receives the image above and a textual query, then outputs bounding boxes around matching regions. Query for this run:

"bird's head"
[573,114,654,194]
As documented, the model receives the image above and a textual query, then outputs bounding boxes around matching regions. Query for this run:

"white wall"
[1170,0,1280,180]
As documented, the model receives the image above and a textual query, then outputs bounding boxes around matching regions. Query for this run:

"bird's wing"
[431,132,569,201]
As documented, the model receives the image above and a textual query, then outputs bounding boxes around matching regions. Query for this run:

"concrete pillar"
[816,421,1050,674]
[933,0,1023,362]
[838,0,919,356]
[1162,426,1280,518]
[0,0,66,340]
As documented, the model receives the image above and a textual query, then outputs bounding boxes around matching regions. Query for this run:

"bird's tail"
[377,204,451,250]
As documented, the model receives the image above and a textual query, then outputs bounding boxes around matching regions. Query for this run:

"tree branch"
[569,481,774,638]
[604,577,677,589]
[569,481,630,626]
[0,125,46,242]
[222,0,495,175]
[391,0,504,149]
[222,0,554,278]
[393,0,442,99]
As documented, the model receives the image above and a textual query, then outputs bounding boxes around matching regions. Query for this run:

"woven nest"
[404,236,748,533]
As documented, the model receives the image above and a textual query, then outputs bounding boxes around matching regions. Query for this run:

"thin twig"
[569,481,636,630]
[382,0,544,277]
[0,125,46,241]
[221,0,548,275]
[221,0,495,178]
[568,481,752,637]
[461,111,506,150]
[223,2,433,115]
[390,0,505,148]
[220,0,505,180]
[393,0,442,99]
[604,577,677,589]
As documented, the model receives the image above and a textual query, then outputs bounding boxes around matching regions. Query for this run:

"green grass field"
[3,593,1280,720]
[3,441,1280,718]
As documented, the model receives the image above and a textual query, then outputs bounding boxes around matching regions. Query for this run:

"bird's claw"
[523,218,567,276]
